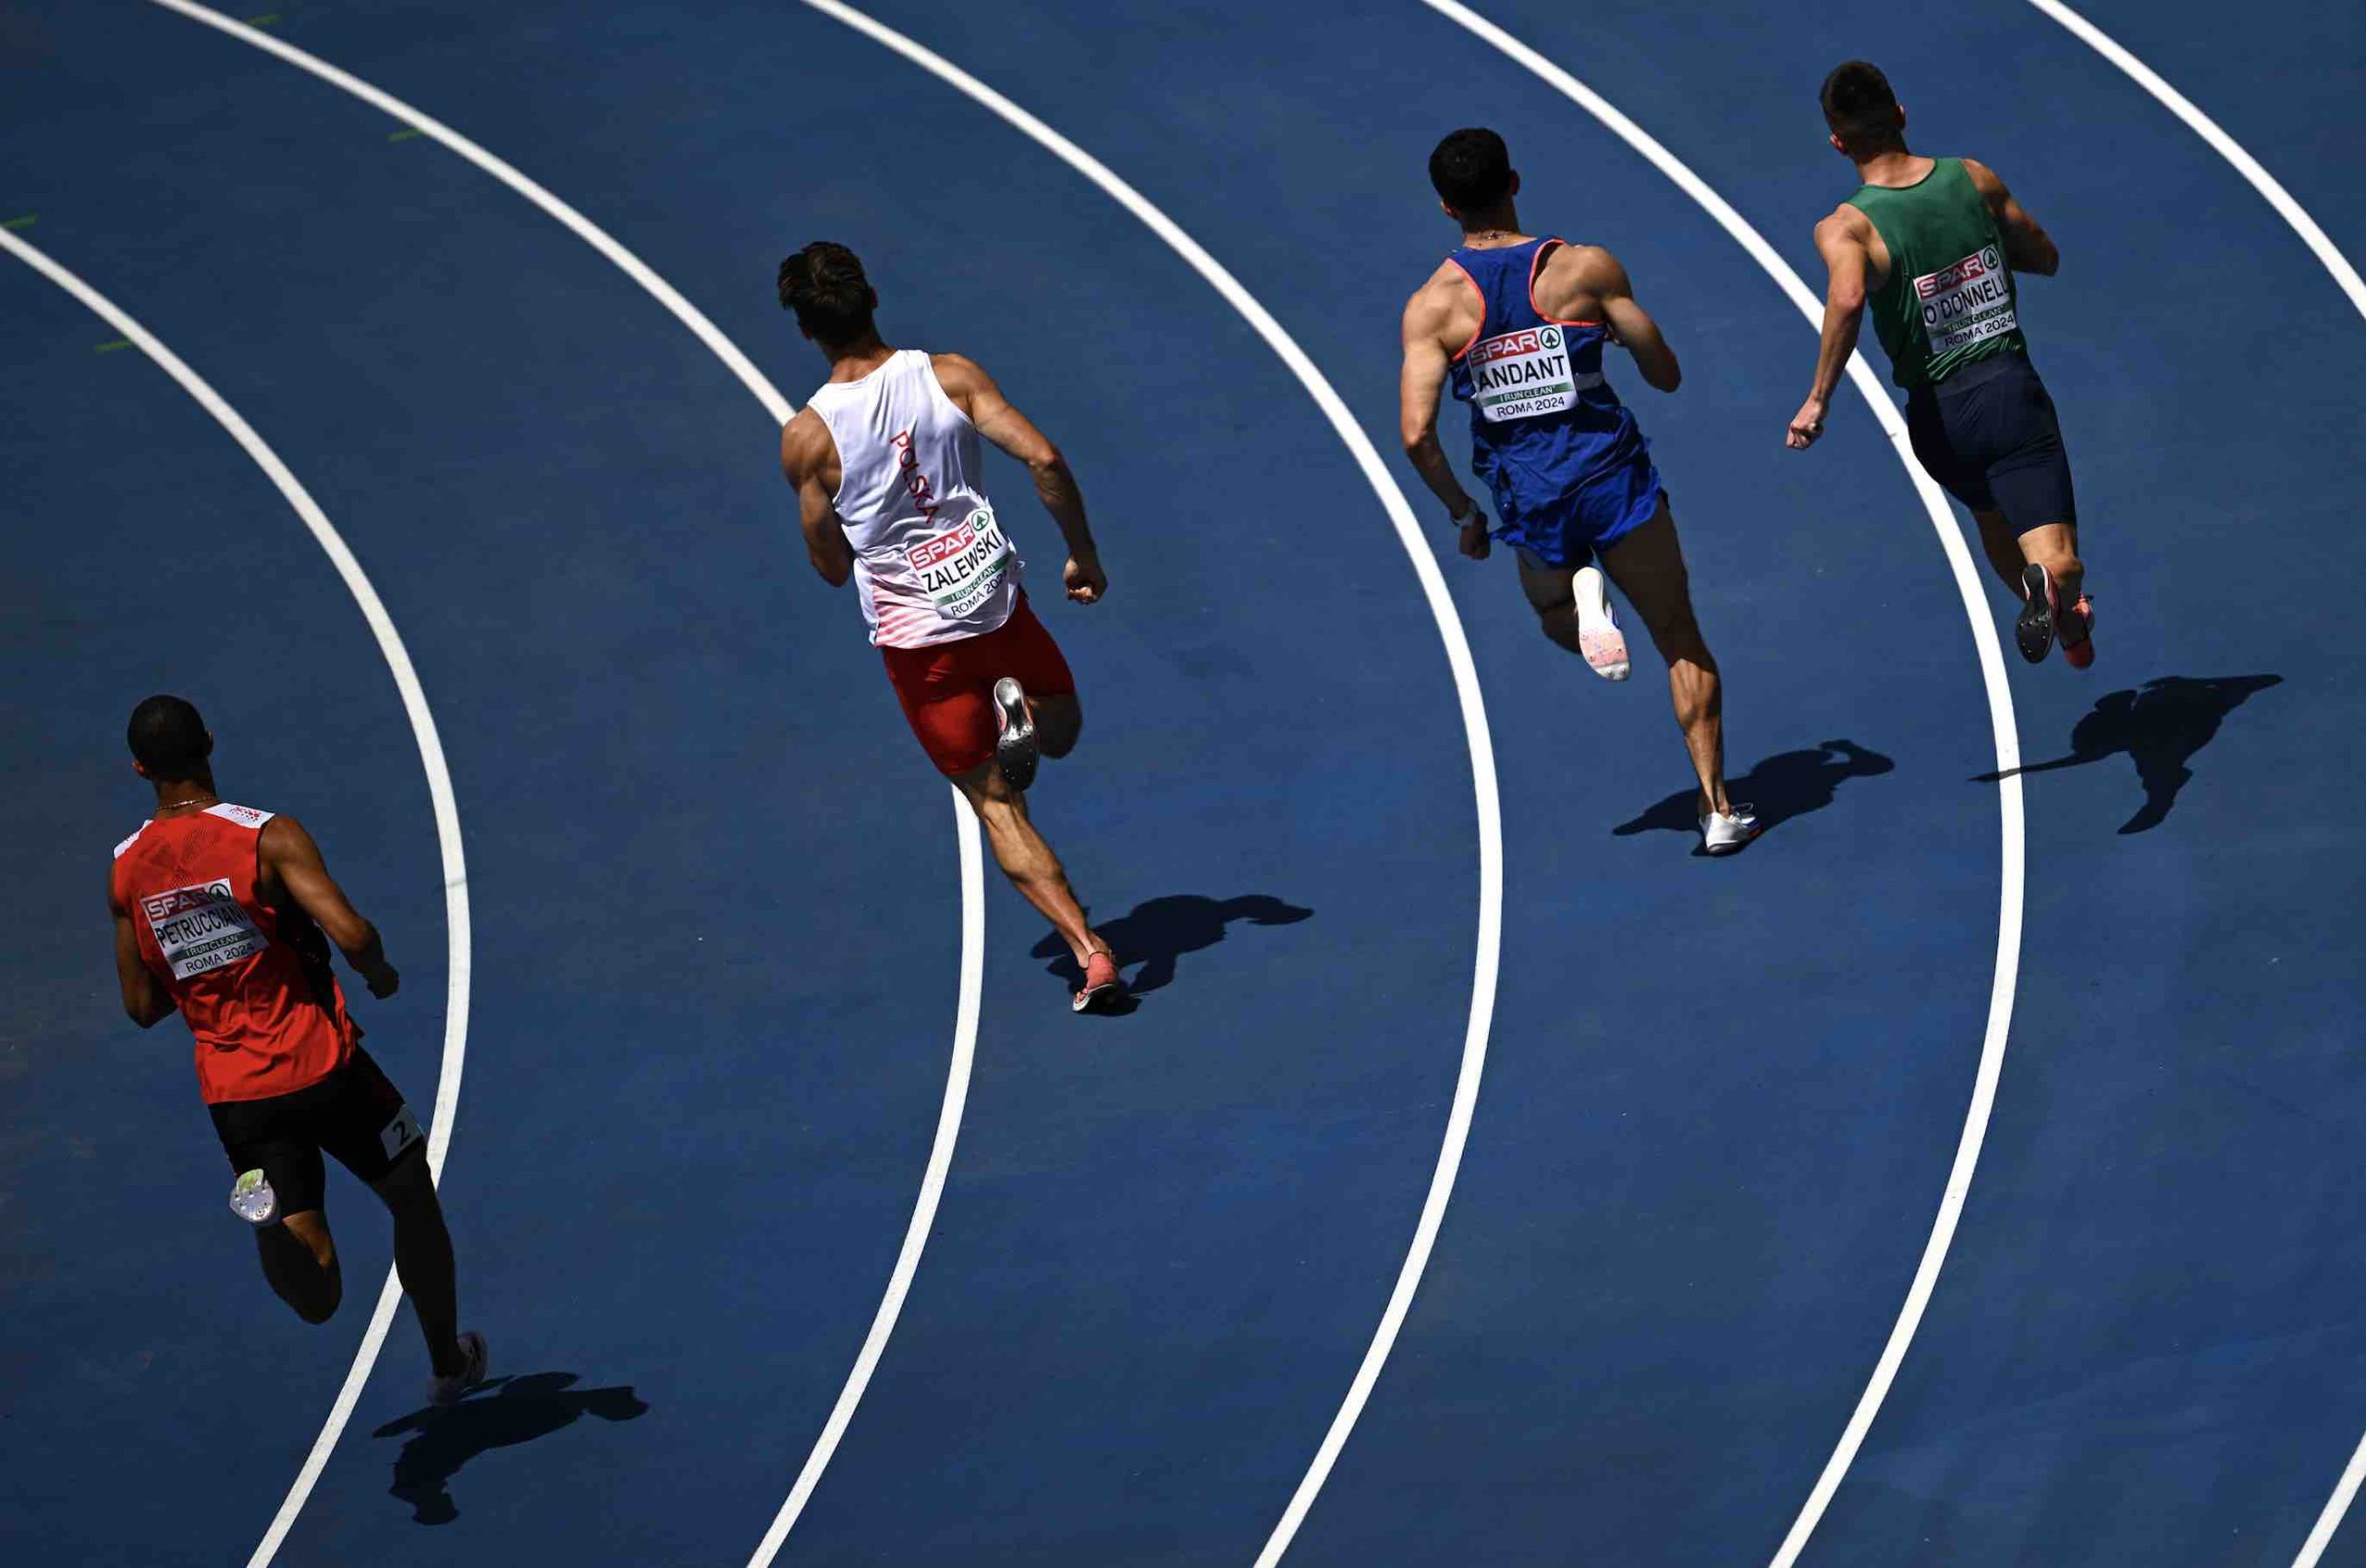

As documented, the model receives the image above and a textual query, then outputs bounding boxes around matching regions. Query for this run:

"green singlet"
[1848,157,2028,390]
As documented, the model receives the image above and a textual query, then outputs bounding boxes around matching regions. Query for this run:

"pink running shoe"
[2059,594,2096,670]
[1072,950,1126,1014]
[1573,565,1630,682]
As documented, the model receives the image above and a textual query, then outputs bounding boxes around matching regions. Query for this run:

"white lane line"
[2022,8,2365,1557]
[768,5,1504,1565]
[2294,1431,2366,1568]
[747,796,982,1563]
[146,0,791,425]
[145,3,990,1562]
[0,224,474,1568]
[2027,0,2366,323]
[1418,6,2027,1566]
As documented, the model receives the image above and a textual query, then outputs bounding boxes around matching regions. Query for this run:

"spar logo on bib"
[906,506,1015,620]
[141,880,268,980]
[1468,323,1600,423]
[1914,245,2018,356]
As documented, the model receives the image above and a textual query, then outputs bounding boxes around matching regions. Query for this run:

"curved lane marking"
[1418,6,2027,1565]
[141,4,989,1563]
[759,4,1505,1564]
[2027,0,2366,323]
[0,223,473,1568]
[148,0,790,421]
[2023,7,2364,1559]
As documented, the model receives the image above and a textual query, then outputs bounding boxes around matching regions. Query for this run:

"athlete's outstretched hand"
[1458,518,1492,561]
[363,963,401,1000]
[1065,551,1107,604]
[1786,395,1829,451]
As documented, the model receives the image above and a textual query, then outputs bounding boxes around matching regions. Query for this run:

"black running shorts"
[1905,351,2078,531]
[207,1048,424,1217]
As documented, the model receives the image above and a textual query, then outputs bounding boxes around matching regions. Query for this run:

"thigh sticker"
[379,1103,423,1161]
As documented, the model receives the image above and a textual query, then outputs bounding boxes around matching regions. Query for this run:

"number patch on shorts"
[379,1103,423,1161]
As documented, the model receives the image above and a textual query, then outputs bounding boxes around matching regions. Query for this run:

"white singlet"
[807,348,1024,649]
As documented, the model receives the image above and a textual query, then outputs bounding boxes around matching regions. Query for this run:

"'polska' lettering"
[891,430,940,525]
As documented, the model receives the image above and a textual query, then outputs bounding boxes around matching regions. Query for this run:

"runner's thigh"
[313,1049,426,1186]
[211,1094,330,1215]
[1597,498,1693,624]
[1516,548,1576,615]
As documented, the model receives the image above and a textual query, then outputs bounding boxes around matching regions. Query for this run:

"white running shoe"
[1700,806,1762,857]
[430,1330,488,1407]
[992,676,1039,791]
[228,1168,278,1227]
[1573,566,1629,681]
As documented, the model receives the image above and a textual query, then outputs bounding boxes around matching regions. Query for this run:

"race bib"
[1468,324,1601,423]
[1915,245,2018,356]
[906,506,1014,619]
[141,880,268,980]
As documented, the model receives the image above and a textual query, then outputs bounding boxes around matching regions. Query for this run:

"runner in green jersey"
[1786,61,2096,670]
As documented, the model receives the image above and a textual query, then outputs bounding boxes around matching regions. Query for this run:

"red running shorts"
[879,593,1077,775]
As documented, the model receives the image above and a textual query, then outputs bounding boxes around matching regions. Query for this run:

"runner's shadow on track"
[372,1372,649,1525]
[1613,739,1896,852]
[1031,893,1314,1010]
[1972,674,2283,833]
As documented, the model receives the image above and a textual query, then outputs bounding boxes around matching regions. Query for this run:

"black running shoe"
[993,676,1039,791]
[430,1330,489,1407]
[2015,563,2056,663]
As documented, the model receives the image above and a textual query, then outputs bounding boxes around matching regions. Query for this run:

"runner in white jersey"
[777,241,1126,1013]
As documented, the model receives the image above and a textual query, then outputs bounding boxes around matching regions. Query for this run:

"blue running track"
[3,2,2360,1564]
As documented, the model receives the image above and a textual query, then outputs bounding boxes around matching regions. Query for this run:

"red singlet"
[111,804,357,1104]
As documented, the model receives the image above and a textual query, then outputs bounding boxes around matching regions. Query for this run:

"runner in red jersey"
[777,241,1128,1013]
[107,696,485,1404]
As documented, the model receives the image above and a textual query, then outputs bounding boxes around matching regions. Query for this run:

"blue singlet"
[1445,237,1663,568]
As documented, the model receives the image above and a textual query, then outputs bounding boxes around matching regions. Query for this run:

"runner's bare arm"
[1962,158,2059,277]
[931,352,1105,604]
[1573,248,1681,393]
[1789,208,1872,451]
[781,411,853,588]
[1398,283,1490,561]
[259,815,398,999]
[109,882,175,1027]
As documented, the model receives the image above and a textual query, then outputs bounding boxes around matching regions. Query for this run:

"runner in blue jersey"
[1400,128,1756,854]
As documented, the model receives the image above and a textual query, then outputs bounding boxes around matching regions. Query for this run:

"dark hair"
[777,240,878,345]
[1428,128,1513,213]
[1821,60,1903,145]
[128,694,210,778]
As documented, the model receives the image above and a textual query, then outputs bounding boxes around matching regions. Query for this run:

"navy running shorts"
[1905,351,2078,531]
